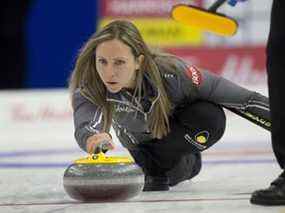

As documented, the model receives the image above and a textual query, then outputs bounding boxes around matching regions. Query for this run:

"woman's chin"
[106,85,122,93]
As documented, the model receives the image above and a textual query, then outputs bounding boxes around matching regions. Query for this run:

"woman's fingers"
[96,140,115,153]
[86,140,97,154]
[86,133,114,154]
[101,140,115,153]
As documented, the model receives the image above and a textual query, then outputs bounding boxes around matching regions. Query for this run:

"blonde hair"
[69,20,186,139]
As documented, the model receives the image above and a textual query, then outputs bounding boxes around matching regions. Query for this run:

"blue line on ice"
[0,159,276,168]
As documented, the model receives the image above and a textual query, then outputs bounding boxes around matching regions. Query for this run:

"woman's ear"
[135,55,144,70]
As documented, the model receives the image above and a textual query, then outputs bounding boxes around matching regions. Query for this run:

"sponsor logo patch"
[185,66,202,86]
[184,131,210,151]
[184,134,206,151]
[115,105,135,113]
[163,73,175,78]
[241,111,271,128]
[195,131,209,144]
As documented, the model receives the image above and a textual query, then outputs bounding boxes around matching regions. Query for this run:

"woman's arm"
[72,89,114,153]
[181,66,271,131]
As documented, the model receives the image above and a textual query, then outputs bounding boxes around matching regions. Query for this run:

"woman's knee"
[175,101,226,150]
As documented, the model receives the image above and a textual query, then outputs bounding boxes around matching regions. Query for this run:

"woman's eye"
[115,60,125,66]
[98,59,107,65]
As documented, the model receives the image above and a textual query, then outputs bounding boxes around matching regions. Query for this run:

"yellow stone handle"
[91,152,106,160]
[74,152,134,164]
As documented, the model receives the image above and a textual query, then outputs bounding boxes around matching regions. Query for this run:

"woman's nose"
[105,65,116,78]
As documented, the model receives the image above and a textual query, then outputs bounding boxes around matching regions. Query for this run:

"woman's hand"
[86,132,115,154]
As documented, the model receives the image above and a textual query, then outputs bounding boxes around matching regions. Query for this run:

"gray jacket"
[72,62,270,152]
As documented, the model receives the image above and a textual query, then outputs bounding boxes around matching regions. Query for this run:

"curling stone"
[63,152,144,201]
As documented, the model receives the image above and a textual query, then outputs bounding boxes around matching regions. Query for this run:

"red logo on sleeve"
[185,66,202,86]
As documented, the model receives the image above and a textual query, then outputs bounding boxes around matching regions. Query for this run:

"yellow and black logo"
[195,131,209,144]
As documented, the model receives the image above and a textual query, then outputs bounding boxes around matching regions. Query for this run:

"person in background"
[250,0,285,206]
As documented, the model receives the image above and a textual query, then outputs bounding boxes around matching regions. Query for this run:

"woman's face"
[95,39,143,93]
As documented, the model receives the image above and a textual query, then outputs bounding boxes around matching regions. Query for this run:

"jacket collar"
[106,72,160,114]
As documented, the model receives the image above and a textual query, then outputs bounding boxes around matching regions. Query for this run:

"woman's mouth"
[106,82,120,89]
[107,82,118,85]
[106,82,121,92]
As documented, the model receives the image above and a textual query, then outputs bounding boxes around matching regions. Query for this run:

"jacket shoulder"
[158,62,198,104]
